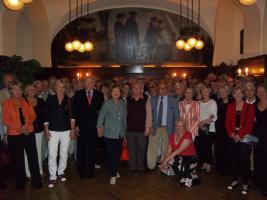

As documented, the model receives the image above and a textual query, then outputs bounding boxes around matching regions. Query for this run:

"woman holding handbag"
[2,80,42,190]
[198,87,217,173]
[225,86,255,195]
[97,84,127,185]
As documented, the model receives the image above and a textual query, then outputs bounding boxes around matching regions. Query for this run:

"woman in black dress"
[215,86,231,175]
[253,84,267,197]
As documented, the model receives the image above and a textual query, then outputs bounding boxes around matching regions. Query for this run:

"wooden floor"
[1,159,266,200]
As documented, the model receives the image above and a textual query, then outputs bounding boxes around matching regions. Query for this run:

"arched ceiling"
[0,0,266,66]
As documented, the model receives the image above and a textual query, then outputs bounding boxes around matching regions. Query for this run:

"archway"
[1,0,50,66]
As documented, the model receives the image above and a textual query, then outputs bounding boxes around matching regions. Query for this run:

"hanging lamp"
[3,0,24,11]
[176,0,185,49]
[84,0,93,51]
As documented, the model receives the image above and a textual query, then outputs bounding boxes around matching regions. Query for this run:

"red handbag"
[120,139,129,161]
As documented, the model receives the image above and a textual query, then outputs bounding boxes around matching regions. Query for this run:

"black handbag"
[0,141,11,165]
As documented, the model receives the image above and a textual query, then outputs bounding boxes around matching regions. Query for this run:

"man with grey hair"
[73,77,104,179]
[173,82,185,102]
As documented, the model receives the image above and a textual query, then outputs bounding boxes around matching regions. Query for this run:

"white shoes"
[110,177,117,185]
[117,172,120,178]
[95,164,101,169]
[110,172,120,185]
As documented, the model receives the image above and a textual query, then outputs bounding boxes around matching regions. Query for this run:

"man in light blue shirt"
[147,82,179,170]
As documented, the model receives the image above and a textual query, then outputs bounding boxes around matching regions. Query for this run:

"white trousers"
[24,132,44,177]
[48,130,70,180]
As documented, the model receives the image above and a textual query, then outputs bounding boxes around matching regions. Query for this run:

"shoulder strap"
[242,103,249,128]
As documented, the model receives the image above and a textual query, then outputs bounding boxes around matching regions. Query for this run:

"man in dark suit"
[74,77,104,178]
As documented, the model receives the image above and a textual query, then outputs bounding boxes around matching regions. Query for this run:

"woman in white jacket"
[198,86,218,173]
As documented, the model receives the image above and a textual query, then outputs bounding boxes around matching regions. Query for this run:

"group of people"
[0,72,266,197]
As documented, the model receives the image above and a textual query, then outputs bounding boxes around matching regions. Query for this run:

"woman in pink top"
[179,87,200,139]
[160,120,200,187]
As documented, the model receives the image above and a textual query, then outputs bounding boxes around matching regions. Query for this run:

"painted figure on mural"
[114,13,127,62]
[125,11,140,62]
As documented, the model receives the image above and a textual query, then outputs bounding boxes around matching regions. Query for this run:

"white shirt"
[157,96,168,126]
[246,98,256,104]
[200,99,218,132]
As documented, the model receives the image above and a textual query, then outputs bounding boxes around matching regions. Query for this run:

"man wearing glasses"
[147,82,179,170]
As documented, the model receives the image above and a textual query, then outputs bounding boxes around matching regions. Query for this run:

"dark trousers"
[254,139,267,191]
[8,134,41,188]
[198,132,215,165]
[126,132,147,171]
[104,137,122,177]
[229,140,251,185]
[77,129,97,175]
[215,130,231,175]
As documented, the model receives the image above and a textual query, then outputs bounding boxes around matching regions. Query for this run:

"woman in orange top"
[2,80,42,190]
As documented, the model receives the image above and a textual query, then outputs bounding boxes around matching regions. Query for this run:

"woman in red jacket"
[225,86,255,195]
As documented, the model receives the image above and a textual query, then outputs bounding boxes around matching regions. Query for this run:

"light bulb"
[195,40,204,50]
[184,43,192,51]
[65,42,73,52]
[84,41,94,51]
[176,39,185,49]
[239,0,257,6]
[3,0,24,11]
[72,40,81,50]
[188,37,197,47]
[79,44,85,53]
[21,0,33,3]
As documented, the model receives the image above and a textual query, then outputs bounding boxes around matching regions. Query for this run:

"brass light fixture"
[20,0,33,3]
[65,0,93,53]
[3,0,24,11]
[83,0,93,52]
[176,0,204,51]
[176,0,185,49]
[239,0,257,6]
[65,0,74,52]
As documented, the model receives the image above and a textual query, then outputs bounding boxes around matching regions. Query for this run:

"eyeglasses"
[158,87,166,90]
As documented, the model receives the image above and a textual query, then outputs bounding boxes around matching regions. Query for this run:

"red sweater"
[225,102,255,139]
[169,131,196,156]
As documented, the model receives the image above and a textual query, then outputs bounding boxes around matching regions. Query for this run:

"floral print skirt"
[170,155,200,187]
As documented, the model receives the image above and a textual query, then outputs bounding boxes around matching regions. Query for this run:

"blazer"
[74,89,104,130]
[151,96,179,135]
[225,102,255,139]
[97,99,127,139]
[2,97,36,135]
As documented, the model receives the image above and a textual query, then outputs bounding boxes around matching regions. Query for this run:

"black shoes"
[80,170,94,179]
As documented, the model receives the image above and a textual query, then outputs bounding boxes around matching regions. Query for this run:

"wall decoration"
[51,7,213,67]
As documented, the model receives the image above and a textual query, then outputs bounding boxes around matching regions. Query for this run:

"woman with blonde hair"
[160,119,199,187]
[44,79,76,188]
[24,84,46,179]
[2,80,42,189]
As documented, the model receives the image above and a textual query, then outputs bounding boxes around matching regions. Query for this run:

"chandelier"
[239,0,257,6]
[2,0,33,11]
[65,0,93,53]
[176,0,204,51]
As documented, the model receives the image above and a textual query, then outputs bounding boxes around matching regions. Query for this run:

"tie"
[87,91,92,106]
[157,96,164,127]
